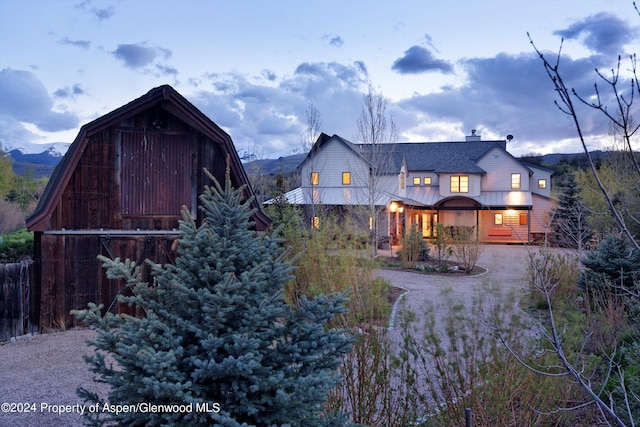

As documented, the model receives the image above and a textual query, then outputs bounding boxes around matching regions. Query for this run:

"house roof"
[301,134,514,175]
[26,85,271,231]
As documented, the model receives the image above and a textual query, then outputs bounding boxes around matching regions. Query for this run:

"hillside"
[7,147,625,180]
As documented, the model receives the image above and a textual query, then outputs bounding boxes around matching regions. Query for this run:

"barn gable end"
[26,85,270,329]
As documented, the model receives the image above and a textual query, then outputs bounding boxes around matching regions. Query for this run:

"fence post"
[465,407,472,427]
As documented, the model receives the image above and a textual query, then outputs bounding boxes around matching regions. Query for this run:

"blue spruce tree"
[73,170,354,426]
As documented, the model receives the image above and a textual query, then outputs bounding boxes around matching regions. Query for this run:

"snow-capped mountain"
[5,142,70,156]
[7,143,70,178]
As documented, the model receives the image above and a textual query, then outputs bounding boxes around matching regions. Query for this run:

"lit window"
[311,216,320,229]
[310,172,319,185]
[342,172,351,185]
[511,173,521,189]
[538,179,547,189]
[413,177,421,185]
[400,172,405,189]
[423,177,432,185]
[494,213,503,225]
[451,175,469,193]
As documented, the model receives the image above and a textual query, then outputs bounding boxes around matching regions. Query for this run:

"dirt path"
[378,244,531,332]
[0,245,534,426]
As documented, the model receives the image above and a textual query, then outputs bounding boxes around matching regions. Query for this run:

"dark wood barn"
[26,85,271,329]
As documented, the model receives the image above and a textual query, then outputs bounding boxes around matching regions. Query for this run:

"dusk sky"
[1,0,638,159]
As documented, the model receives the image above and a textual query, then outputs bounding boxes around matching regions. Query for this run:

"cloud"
[54,84,85,99]
[0,69,80,146]
[91,6,115,21]
[112,43,172,69]
[262,70,277,81]
[76,1,115,21]
[60,37,91,50]
[554,12,638,55]
[191,61,369,155]
[392,45,454,74]
[395,51,619,154]
[155,64,178,77]
[329,36,344,47]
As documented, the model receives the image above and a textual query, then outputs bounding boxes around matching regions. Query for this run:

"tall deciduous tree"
[354,85,398,256]
[522,15,640,423]
[73,170,353,426]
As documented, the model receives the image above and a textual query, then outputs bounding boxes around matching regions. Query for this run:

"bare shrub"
[0,200,25,234]
[450,226,484,273]
[398,224,427,269]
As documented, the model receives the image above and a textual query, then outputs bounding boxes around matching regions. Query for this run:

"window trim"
[511,173,521,189]
[519,213,528,225]
[342,172,351,185]
[451,175,469,193]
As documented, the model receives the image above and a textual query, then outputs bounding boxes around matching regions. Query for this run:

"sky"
[0,0,638,159]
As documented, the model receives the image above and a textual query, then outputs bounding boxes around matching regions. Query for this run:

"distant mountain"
[6,143,621,181]
[9,148,64,178]
[243,153,306,175]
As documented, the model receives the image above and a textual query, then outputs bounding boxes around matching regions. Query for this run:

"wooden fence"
[0,259,39,341]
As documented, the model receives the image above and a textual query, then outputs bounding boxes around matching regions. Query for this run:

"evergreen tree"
[73,170,354,426]
[578,233,640,293]
[263,171,302,237]
[550,173,592,255]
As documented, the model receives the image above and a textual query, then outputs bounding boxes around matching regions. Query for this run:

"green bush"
[0,227,33,262]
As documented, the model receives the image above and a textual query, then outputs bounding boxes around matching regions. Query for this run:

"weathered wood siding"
[0,261,38,341]
[36,109,232,329]
[37,233,179,328]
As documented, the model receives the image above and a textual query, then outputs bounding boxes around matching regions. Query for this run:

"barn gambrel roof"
[26,85,270,231]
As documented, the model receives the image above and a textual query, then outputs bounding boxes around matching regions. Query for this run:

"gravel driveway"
[0,245,534,427]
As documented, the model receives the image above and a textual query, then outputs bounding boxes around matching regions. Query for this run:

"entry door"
[422,213,433,237]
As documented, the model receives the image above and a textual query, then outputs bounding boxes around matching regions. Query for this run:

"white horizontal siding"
[478,147,530,191]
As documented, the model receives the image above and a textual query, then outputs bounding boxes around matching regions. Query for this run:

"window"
[311,216,320,229]
[413,177,421,185]
[310,172,319,185]
[519,213,528,225]
[538,179,547,189]
[400,172,405,189]
[423,177,432,185]
[451,175,469,193]
[342,172,351,185]
[494,213,503,225]
[511,173,521,189]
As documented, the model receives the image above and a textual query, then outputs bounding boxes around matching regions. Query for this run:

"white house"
[276,131,554,244]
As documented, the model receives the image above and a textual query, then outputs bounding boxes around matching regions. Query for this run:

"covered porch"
[386,195,533,244]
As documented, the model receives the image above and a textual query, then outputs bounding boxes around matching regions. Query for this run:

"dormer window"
[451,175,468,193]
